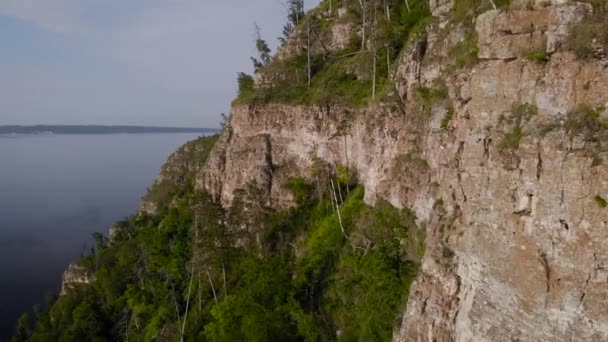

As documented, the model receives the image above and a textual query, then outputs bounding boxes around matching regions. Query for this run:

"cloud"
[0,0,322,127]
[0,0,82,33]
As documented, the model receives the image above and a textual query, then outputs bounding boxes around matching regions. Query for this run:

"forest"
[14,134,424,341]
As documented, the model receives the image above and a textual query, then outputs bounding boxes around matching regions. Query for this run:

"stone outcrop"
[139,135,218,215]
[60,263,93,295]
[476,3,590,59]
[198,1,608,341]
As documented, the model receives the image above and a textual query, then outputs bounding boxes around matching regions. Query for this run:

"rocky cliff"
[196,0,608,340]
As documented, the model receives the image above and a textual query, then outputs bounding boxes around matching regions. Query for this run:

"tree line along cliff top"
[234,0,607,108]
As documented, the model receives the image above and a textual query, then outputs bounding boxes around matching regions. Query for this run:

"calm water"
[0,133,203,339]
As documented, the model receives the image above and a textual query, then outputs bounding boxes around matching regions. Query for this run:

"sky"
[0,0,320,128]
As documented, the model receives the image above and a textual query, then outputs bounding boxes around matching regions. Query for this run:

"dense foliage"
[14,144,424,341]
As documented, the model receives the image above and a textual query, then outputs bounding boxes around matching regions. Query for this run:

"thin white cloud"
[0,0,322,127]
[0,0,81,33]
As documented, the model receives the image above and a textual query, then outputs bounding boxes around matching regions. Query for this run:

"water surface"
[0,133,202,339]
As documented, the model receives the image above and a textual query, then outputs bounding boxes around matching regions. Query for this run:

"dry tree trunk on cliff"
[404,0,410,13]
[371,7,377,99]
[222,264,227,296]
[330,179,347,238]
[180,268,194,342]
[207,268,218,304]
[198,272,202,312]
[343,134,350,197]
[307,19,312,88]
[384,0,390,20]
[168,280,182,331]
[358,0,367,50]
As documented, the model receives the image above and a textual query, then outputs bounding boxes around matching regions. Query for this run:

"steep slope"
[198,0,608,341]
[14,0,608,341]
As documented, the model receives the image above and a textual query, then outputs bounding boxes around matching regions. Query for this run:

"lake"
[0,133,204,339]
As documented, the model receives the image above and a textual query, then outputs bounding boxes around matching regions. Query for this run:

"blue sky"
[0,1,320,128]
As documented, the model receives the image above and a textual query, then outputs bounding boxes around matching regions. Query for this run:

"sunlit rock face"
[198,1,608,341]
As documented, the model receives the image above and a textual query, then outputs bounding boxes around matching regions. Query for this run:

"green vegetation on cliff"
[235,0,431,107]
[14,135,423,341]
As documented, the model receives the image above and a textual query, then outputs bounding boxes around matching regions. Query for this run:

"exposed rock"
[199,1,608,341]
[61,263,93,295]
[430,0,455,17]
[138,200,158,216]
[476,3,590,60]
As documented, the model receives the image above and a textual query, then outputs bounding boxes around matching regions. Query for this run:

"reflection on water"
[0,133,202,339]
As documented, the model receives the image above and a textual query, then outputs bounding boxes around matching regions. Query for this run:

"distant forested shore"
[0,125,218,135]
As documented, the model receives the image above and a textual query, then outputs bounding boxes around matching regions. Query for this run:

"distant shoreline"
[0,125,219,135]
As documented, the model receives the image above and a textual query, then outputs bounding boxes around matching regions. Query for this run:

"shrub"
[500,126,524,149]
[441,106,455,129]
[442,246,455,259]
[524,48,549,63]
[564,105,608,142]
[393,152,430,175]
[512,102,538,122]
[594,195,607,208]
[448,30,479,70]
[567,0,608,59]
[452,0,511,23]
[236,72,255,100]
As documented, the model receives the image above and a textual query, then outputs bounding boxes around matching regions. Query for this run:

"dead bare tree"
[371,6,378,99]
[384,0,391,20]
[222,264,227,296]
[358,0,367,50]
[179,269,194,342]
[330,179,347,238]
[207,268,218,304]
[307,18,312,88]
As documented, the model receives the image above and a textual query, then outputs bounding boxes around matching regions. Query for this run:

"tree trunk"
[207,269,218,304]
[384,0,391,20]
[371,8,377,99]
[307,19,312,88]
[180,270,194,342]
[343,134,350,197]
[198,272,202,312]
[222,264,227,296]
[386,44,390,78]
[405,0,411,13]
[359,0,366,50]
[330,179,347,238]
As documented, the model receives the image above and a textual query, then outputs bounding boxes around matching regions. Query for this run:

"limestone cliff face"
[60,264,93,295]
[139,135,218,215]
[198,1,608,340]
